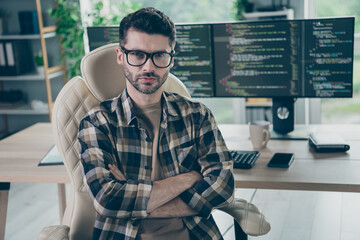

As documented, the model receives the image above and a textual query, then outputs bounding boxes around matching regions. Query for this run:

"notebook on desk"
[38,145,63,166]
[309,133,350,153]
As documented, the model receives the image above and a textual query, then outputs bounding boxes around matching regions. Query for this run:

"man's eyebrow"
[127,48,172,53]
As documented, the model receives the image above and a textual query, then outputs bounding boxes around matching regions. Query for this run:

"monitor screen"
[212,18,354,98]
[171,24,214,97]
[87,26,119,51]
[87,17,354,99]
[212,21,298,97]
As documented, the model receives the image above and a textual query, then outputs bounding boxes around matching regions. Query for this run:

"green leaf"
[46,0,85,80]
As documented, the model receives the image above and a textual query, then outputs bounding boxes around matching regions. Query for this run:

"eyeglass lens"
[127,51,172,68]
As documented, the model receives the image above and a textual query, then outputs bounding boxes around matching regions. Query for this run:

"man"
[78,7,234,240]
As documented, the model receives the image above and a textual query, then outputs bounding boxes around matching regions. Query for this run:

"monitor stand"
[271,97,315,140]
[270,125,316,140]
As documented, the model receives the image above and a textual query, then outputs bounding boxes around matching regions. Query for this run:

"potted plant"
[48,0,141,80]
[34,51,44,74]
[233,0,254,20]
[48,0,85,79]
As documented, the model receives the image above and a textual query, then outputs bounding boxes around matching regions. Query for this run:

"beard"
[122,65,169,95]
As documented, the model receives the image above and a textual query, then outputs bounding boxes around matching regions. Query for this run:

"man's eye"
[155,53,170,59]
[155,53,165,58]
[130,51,145,58]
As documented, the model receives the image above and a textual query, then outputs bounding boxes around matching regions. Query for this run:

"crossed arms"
[108,164,202,218]
[79,107,234,220]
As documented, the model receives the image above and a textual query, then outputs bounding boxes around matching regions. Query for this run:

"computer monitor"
[87,17,354,136]
[173,17,354,135]
[87,26,119,51]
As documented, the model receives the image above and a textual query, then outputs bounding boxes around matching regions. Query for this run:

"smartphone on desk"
[267,153,295,168]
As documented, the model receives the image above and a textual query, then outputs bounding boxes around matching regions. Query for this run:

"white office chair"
[37,43,270,240]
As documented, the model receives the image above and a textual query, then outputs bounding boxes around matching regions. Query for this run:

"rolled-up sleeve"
[179,108,235,219]
[78,113,153,219]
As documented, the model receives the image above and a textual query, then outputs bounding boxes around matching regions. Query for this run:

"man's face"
[116,28,174,95]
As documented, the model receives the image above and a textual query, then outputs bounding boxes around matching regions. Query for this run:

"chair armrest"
[37,225,70,240]
[217,198,271,236]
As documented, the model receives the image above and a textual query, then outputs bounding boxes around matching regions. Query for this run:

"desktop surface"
[0,123,68,183]
[1,123,360,240]
[1,123,360,190]
[218,124,360,192]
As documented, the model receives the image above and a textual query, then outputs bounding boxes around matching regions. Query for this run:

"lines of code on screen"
[304,19,353,97]
[171,24,214,97]
[85,18,354,99]
[213,18,354,98]
[213,21,301,97]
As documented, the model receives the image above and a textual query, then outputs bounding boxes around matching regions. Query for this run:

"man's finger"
[110,168,125,180]
[108,164,126,181]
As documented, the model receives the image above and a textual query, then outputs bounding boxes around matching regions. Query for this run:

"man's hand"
[185,170,203,184]
[148,196,198,218]
[147,170,202,212]
[108,164,126,181]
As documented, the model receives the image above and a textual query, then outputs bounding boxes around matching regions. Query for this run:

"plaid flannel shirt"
[78,89,235,240]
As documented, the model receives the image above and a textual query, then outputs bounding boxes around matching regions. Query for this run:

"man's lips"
[139,77,156,83]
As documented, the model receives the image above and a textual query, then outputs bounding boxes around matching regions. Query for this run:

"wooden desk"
[219,124,360,192]
[0,123,69,240]
[1,123,360,240]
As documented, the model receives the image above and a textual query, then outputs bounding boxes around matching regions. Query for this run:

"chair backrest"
[51,43,190,240]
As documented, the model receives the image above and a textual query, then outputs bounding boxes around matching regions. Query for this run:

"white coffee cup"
[249,120,270,148]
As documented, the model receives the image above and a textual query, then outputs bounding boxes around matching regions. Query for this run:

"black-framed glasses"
[121,46,175,68]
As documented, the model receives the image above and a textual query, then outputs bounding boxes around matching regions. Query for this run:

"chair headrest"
[80,43,190,102]
[81,43,125,102]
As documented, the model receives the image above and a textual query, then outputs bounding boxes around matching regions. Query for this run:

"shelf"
[42,26,57,34]
[243,9,294,19]
[0,104,48,115]
[1,0,65,135]
[0,70,64,81]
[0,32,56,40]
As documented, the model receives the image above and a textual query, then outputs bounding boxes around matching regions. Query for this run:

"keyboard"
[229,150,260,169]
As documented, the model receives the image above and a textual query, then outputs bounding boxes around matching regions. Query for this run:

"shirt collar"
[111,89,180,126]
[110,88,137,125]
[161,91,179,118]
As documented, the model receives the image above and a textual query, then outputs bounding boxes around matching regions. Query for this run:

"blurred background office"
[1,0,359,140]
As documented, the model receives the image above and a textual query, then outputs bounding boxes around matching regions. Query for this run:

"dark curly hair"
[119,7,176,48]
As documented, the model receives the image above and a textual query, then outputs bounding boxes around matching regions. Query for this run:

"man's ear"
[116,48,123,65]
[169,58,175,68]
